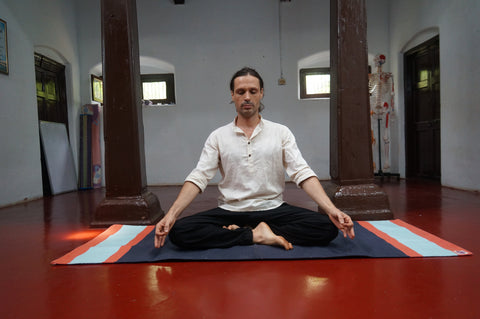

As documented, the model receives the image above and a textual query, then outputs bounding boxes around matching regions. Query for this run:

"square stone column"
[92,0,163,226]
[326,0,393,220]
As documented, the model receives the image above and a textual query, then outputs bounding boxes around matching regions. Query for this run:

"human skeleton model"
[369,54,395,172]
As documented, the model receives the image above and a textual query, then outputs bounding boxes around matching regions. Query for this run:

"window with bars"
[141,73,176,105]
[299,67,330,99]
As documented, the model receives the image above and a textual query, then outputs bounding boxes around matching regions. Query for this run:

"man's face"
[231,75,264,119]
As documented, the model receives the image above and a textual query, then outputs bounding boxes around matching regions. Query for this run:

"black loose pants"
[169,203,338,249]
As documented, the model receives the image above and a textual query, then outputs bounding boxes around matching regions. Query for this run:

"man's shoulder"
[211,120,234,134]
[206,121,235,140]
[262,118,292,133]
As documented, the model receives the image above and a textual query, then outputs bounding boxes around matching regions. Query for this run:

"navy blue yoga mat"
[52,220,472,265]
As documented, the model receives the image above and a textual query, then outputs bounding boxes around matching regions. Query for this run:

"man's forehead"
[233,75,261,90]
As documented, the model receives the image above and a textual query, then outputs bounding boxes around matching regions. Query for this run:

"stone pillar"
[325,0,392,220]
[92,0,163,226]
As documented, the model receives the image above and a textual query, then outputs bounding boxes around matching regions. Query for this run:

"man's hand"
[299,177,355,240]
[327,208,355,239]
[154,181,201,248]
[154,214,176,248]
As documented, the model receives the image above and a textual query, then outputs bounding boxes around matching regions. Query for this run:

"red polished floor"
[0,180,478,319]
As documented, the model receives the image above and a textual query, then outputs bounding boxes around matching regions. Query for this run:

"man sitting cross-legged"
[154,67,354,251]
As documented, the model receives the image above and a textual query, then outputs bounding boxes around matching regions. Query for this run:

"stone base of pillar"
[91,190,164,226]
[322,181,393,220]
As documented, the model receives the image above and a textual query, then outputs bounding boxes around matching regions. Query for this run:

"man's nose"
[244,92,251,101]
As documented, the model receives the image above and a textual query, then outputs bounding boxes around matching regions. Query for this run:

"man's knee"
[168,220,190,248]
[325,223,339,243]
[310,220,338,246]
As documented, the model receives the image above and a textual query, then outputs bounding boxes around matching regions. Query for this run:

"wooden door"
[404,36,440,180]
[35,53,69,195]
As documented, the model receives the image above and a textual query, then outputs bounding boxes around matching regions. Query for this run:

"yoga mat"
[78,114,92,190]
[52,219,472,265]
[81,104,102,188]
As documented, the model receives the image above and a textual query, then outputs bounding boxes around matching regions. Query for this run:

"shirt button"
[249,154,251,157]
[248,141,251,145]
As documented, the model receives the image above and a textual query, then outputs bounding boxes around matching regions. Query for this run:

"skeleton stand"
[374,117,400,181]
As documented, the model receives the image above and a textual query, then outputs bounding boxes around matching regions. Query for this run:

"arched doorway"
[404,35,440,180]
[35,52,69,195]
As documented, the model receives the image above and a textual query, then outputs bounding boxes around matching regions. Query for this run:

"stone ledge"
[322,181,394,220]
[92,190,164,227]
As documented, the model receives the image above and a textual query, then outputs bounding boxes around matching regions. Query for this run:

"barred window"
[299,68,330,99]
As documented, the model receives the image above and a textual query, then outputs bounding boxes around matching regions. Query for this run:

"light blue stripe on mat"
[368,221,456,257]
[70,225,147,264]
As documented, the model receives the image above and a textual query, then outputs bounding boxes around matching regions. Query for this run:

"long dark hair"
[229,67,264,92]
[229,67,265,112]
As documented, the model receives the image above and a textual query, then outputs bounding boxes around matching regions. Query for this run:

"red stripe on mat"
[358,221,422,257]
[51,225,123,265]
[104,226,155,263]
[391,219,472,256]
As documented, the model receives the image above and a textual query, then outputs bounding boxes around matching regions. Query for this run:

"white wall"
[0,0,81,206]
[0,1,42,205]
[1,0,477,207]
[389,0,480,191]
[76,0,390,186]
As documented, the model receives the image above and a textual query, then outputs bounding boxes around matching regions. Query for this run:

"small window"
[141,73,175,105]
[299,68,330,99]
[91,74,103,103]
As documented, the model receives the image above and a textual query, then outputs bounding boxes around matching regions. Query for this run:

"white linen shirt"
[185,117,317,211]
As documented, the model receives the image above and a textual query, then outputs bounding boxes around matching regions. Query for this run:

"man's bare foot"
[223,224,240,231]
[252,222,293,250]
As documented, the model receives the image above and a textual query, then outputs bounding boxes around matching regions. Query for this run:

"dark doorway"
[404,36,440,180]
[35,53,69,195]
